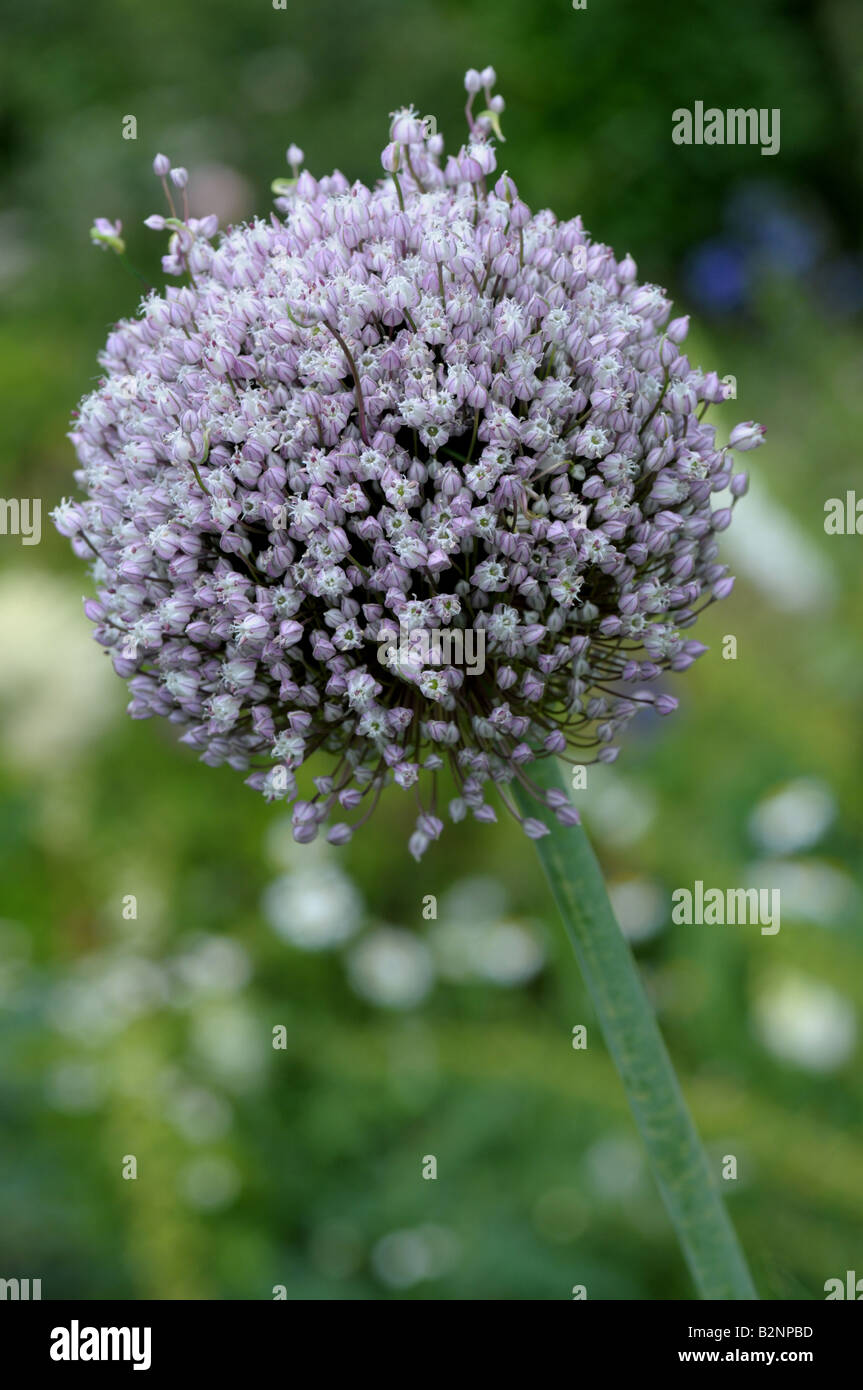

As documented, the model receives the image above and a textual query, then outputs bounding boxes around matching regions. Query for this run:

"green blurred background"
[1,0,862,1300]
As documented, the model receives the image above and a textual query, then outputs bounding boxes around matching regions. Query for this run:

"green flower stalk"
[515,758,757,1300]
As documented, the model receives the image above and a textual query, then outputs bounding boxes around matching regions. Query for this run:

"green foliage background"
[0,0,861,1299]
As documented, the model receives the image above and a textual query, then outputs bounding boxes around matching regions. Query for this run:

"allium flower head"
[56,69,764,858]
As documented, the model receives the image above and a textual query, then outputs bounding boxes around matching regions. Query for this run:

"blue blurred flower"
[683,239,749,314]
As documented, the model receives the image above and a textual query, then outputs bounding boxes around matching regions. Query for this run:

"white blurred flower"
[719,474,836,613]
[179,1154,241,1210]
[744,859,856,925]
[584,1135,645,1200]
[347,928,434,1009]
[754,973,856,1072]
[166,1085,233,1143]
[429,917,544,986]
[190,1002,266,1089]
[45,1061,106,1113]
[430,877,544,987]
[0,571,118,769]
[433,876,532,986]
[608,878,667,943]
[570,769,656,848]
[748,779,836,855]
[262,866,362,949]
[473,921,545,985]
[49,954,168,1043]
[440,874,509,924]
[427,920,478,982]
[172,935,252,1000]
[371,1224,459,1289]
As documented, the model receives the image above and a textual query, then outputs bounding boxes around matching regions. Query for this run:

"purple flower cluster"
[55,67,764,858]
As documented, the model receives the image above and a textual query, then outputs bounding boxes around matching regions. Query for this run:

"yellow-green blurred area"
[1,0,862,1300]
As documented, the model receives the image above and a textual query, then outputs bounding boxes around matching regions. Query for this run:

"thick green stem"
[514,758,757,1300]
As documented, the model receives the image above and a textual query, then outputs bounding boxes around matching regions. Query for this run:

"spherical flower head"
[58,67,765,858]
